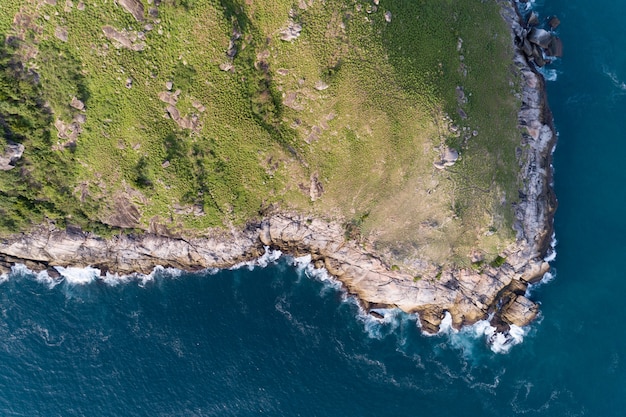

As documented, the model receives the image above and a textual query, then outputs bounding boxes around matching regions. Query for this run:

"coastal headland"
[0,0,556,335]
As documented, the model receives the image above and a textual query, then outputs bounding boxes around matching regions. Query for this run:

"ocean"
[1,0,624,415]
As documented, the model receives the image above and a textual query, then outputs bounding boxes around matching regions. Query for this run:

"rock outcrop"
[0,0,557,336]
[0,142,24,171]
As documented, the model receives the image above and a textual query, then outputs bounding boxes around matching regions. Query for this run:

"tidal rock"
[526,11,539,27]
[370,311,384,319]
[527,27,552,49]
[547,15,561,30]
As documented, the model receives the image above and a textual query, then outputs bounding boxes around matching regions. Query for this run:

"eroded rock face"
[502,0,558,258]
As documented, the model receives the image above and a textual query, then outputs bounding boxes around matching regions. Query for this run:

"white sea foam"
[538,67,559,82]
[436,312,528,354]
[35,270,62,289]
[526,269,556,298]
[544,233,557,262]
[360,308,415,340]
[288,255,343,294]
[230,246,282,270]
[54,266,101,285]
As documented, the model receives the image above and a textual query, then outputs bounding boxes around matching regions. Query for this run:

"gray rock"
[0,142,25,171]
[527,27,552,49]
[314,80,329,91]
[442,148,459,166]
[547,15,560,30]
[280,22,302,41]
[55,26,68,42]
[547,36,563,57]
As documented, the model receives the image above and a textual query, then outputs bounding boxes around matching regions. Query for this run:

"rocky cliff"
[0,0,556,335]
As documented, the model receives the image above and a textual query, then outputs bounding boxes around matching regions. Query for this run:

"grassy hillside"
[0,0,522,271]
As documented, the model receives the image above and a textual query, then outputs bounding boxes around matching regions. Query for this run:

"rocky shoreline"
[0,0,557,336]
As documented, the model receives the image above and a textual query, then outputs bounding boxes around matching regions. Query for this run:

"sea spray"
[230,246,282,270]
[437,312,529,354]
[3,251,533,353]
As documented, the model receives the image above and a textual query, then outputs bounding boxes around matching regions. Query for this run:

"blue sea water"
[2,0,626,415]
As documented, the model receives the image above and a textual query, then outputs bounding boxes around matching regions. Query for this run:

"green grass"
[0,0,524,271]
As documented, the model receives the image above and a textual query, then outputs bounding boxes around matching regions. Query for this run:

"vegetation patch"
[0,0,523,273]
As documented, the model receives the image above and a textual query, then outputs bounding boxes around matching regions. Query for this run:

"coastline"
[0,0,556,336]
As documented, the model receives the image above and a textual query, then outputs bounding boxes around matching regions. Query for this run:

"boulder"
[118,0,144,21]
[527,27,552,49]
[500,295,539,327]
[280,22,302,42]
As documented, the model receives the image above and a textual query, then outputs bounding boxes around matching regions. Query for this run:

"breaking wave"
[538,67,559,82]
[2,249,536,354]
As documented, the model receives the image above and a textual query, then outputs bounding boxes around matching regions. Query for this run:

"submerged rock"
[547,15,561,30]
[548,37,563,57]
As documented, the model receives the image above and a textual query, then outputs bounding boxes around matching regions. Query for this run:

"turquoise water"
[2,0,625,415]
